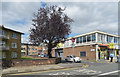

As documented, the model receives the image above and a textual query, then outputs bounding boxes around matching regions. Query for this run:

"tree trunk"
[48,43,52,58]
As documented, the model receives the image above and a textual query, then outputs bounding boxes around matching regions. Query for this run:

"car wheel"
[73,59,76,63]
[65,59,68,62]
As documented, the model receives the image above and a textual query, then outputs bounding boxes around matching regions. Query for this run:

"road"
[2,62,120,77]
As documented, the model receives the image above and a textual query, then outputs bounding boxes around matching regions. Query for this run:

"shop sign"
[99,44,109,47]
[72,38,75,42]
[109,43,114,49]
[57,43,63,47]
[91,49,95,51]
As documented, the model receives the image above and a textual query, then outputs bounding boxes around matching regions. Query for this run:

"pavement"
[2,62,86,75]
[1,60,118,77]
[2,61,119,77]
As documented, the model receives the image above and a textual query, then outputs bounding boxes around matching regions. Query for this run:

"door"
[59,50,63,59]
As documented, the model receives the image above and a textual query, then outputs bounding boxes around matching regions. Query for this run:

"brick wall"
[2,58,61,67]
[63,45,96,60]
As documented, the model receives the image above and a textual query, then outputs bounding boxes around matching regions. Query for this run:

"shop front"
[98,44,109,61]
[98,43,119,61]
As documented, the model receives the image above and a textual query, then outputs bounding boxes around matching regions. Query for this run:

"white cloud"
[1,2,118,43]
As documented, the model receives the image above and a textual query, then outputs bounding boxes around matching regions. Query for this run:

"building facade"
[0,25,24,60]
[52,30,120,61]
[21,43,41,56]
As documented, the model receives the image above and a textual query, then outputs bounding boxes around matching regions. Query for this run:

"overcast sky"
[1,2,118,43]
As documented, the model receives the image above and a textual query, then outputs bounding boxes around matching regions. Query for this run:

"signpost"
[72,38,75,55]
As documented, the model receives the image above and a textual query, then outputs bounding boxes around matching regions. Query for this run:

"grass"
[21,57,35,59]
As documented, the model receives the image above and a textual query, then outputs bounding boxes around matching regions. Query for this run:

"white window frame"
[12,43,17,48]
[12,52,18,58]
[12,33,17,39]
[2,52,6,59]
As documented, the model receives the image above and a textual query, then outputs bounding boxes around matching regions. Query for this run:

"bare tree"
[30,5,73,58]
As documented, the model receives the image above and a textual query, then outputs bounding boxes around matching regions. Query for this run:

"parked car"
[38,53,44,57]
[40,54,44,57]
[65,55,82,63]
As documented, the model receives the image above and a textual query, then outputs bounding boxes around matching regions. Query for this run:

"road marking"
[7,64,88,76]
[73,69,101,75]
[98,70,120,76]
[49,72,70,75]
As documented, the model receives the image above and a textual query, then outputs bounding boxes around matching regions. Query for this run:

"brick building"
[21,43,41,56]
[51,30,120,61]
[0,25,24,60]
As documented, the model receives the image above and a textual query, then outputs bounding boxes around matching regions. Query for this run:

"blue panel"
[55,51,57,57]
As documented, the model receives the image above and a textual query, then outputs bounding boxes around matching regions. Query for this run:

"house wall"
[1,27,22,60]
[63,45,96,60]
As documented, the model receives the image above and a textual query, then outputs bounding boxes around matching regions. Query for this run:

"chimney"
[0,25,4,27]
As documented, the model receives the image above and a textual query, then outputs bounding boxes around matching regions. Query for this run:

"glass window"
[0,30,6,35]
[2,52,6,59]
[12,52,18,58]
[87,35,91,42]
[28,48,31,51]
[98,33,101,42]
[76,37,79,43]
[12,33,17,39]
[80,37,82,43]
[92,34,96,41]
[28,52,31,55]
[83,36,86,42]
[32,52,34,54]
[107,36,113,43]
[12,43,17,48]
[80,51,86,57]
[114,37,118,43]
[0,41,5,47]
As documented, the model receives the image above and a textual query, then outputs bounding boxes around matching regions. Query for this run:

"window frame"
[12,43,17,48]
[12,33,17,39]
[12,52,18,58]
[80,51,87,57]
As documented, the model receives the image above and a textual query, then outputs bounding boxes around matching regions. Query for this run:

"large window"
[12,33,17,39]
[80,37,82,43]
[107,36,113,43]
[114,37,118,43]
[92,34,96,41]
[12,43,17,48]
[98,33,101,42]
[87,35,91,42]
[80,51,86,57]
[76,37,79,43]
[83,36,86,42]
[12,52,18,58]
